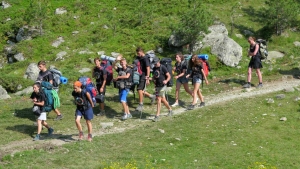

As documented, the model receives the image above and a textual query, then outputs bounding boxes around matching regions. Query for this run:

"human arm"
[248,44,259,56]
[162,66,170,85]
[86,92,94,108]
[201,69,209,85]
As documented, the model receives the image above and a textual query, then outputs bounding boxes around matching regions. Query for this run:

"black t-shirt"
[153,65,168,87]
[30,91,45,112]
[117,67,132,87]
[93,66,108,84]
[37,70,54,82]
[191,64,203,79]
[138,56,150,76]
[72,90,90,110]
[175,61,187,75]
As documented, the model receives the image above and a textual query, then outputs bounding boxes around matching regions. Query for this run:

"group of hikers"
[30,36,263,141]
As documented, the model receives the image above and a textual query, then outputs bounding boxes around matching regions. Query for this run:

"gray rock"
[14,53,25,61]
[294,41,300,47]
[72,31,79,35]
[235,34,243,38]
[55,7,67,15]
[0,85,11,100]
[156,47,163,54]
[78,68,91,73]
[283,87,295,93]
[100,122,114,129]
[243,30,254,36]
[79,50,93,55]
[14,86,33,96]
[1,1,11,9]
[6,17,11,22]
[276,94,285,99]
[294,97,300,101]
[103,25,109,29]
[97,51,105,56]
[52,36,65,47]
[24,63,39,81]
[266,98,274,103]
[111,52,120,58]
[208,24,228,35]
[16,26,42,42]
[280,117,287,121]
[266,51,284,61]
[55,51,67,61]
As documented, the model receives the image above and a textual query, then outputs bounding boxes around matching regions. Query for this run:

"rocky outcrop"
[0,85,10,100]
[24,63,39,81]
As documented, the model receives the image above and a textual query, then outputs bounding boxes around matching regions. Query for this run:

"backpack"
[100,60,113,86]
[49,68,62,88]
[199,59,210,77]
[40,81,54,112]
[132,59,143,76]
[78,76,97,104]
[256,39,268,60]
[160,58,173,87]
[146,51,159,72]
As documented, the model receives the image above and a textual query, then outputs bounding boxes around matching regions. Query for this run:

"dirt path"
[1,76,300,159]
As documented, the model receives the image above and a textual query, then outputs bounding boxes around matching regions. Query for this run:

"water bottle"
[100,55,116,62]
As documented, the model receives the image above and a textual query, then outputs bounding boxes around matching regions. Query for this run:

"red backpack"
[100,60,113,86]
[133,59,143,75]
[199,59,210,78]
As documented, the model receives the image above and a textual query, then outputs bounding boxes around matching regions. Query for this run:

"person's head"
[94,58,101,67]
[136,47,145,57]
[73,81,82,93]
[175,52,184,62]
[37,60,47,71]
[248,36,256,45]
[33,83,41,93]
[120,58,127,68]
[153,57,160,67]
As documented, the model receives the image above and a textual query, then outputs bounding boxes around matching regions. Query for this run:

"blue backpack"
[41,81,54,112]
[78,76,97,104]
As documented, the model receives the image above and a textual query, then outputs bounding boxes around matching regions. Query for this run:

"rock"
[55,7,67,15]
[294,41,300,47]
[280,117,287,121]
[6,17,11,22]
[97,51,105,56]
[294,97,300,101]
[23,63,39,81]
[283,87,295,93]
[0,85,11,100]
[235,34,243,38]
[156,47,163,54]
[243,30,254,36]
[100,122,114,129]
[16,26,42,42]
[158,129,165,133]
[111,52,120,58]
[14,86,33,96]
[78,68,91,73]
[266,98,274,103]
[52,36,65,47]
[208,23,228,35]
[266,51,284,61]
[72,31,79,35]
[276,94,285,99]
[168,34,187,47]
[14,53,25,61]
[73,16,79,19]
[79,50,93,54]
[1,1,11,9]
[103,25,109,29]
[55,51,67,61]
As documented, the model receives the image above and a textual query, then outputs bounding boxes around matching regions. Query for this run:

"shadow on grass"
[15,107,36,122]
[218,78,246,86]
[279,68,300,79]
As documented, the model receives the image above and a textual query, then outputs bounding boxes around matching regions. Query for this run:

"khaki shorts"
[155,86,167,98]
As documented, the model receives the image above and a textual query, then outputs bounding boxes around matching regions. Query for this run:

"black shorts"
[136,75,146,91]
[96,84,106,95]
[248,56,262,69]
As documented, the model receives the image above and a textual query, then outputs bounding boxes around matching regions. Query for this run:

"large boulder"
[0,85,11,100]
[16,26,43,42]
[267,51,285,61]
[24,63,39,81]
[14,86,33,96]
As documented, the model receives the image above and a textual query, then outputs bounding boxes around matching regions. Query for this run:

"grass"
[1,88,300,168]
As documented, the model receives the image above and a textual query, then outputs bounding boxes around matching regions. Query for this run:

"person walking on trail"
[171,52,193,107]
[112,56,133,120]
[186,54,209,110]
[72,81,94,142]
[243,36,263,88]
[135,47,156,111]
[151,57,173,122]
[37,61,63,120]
[92,58,107,116]
[31,83,54,141]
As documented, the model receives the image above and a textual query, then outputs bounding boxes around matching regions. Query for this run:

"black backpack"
[160,58,173,87]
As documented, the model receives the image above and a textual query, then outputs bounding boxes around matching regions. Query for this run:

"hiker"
[186,54,209,110]
[243,36,263,88]
[151,57,173,122]
[112,56,133,120]
[135,47,156,111]
[72,81,94,141]
[37,61,63,120]
[171,52,193,107]
[30,83,54,141]
[92,58,107,116]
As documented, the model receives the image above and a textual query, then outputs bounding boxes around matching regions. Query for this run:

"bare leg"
[247,67,252,83]
[75,116,82,132]
[192,83,200,105]
[256,68,262,83]
[156,96,162,116]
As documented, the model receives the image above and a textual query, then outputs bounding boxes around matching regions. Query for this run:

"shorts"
[75,107,94,120]
[119,88,129,103]
[192,77,202,84]
[248,56,262,69]
[37,112,47,121]
[137,74,146,91]
[155,86,167,98]
[96,84,106,95]
[176,76,189,84]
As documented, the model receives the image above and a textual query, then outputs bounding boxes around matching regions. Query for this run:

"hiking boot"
[150,95,156,105]
[33,134,40,141]
[96,110,106,116]
[48,127,54,136]
[257,83,263,88]
[152,115,160,122]
[54,114,63,121]
[171,102,179,107]
[121,114,128,120]
[167,110,173,116]
[199,102,205,107]
[243,83,251,88]
[136,104,143,112]
[187,104,195,110]
[78,132,84,140]
[87,134,92,142]
[127,114,132,119]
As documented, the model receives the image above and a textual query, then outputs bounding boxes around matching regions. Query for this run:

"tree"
[264,0,300,35]
[171,1,212,53]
